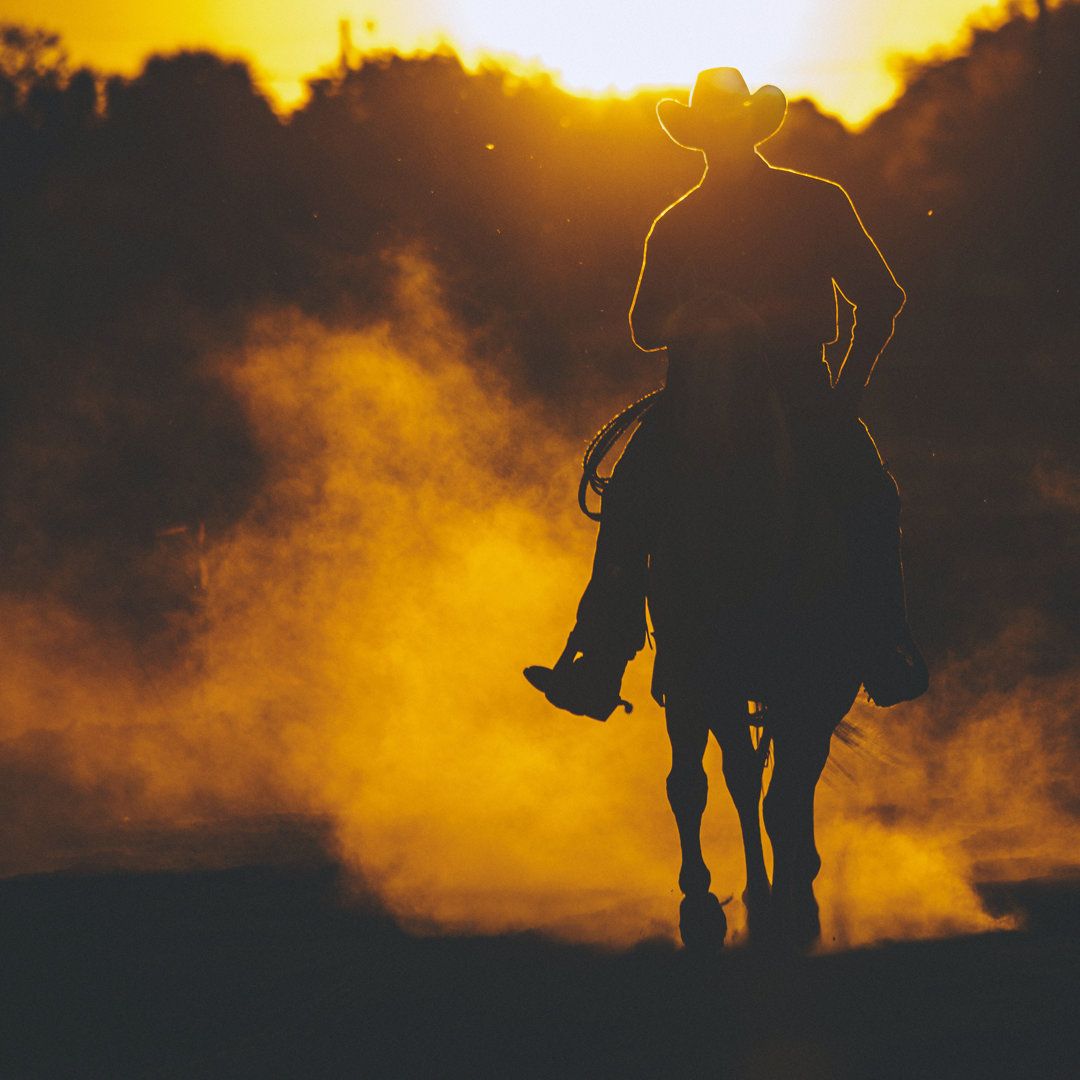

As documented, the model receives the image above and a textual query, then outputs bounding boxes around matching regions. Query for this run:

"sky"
[0,0,1041,123]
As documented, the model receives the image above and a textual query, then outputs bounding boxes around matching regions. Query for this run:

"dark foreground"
[1,864,1078,1079]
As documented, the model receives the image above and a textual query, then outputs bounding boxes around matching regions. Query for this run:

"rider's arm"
[630,190,712,351]
[829,185,906,416]
[629,217,677,352]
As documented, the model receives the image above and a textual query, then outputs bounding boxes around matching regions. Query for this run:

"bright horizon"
[0,0,1046,124]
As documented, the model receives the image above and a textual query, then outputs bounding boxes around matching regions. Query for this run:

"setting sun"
[3,0,1044,122]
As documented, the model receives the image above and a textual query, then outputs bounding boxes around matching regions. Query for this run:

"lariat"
[578,387,665,520]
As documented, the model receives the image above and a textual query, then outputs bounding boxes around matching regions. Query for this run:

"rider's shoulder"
[647,184,705,240]
[763,164,853,209]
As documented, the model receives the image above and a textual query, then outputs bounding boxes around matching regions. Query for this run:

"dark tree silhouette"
[0,2,1076,664]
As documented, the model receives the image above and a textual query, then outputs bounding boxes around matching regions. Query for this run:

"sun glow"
[12,0,1040,123]
[448,0,1039,122]
[453,0,807,96]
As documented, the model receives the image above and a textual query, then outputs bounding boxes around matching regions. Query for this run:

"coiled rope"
[577,387,665,521]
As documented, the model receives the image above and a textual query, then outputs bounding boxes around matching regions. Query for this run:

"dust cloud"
[814,613,1080,947]
[1,252,1078,949]
[200,255,683,943]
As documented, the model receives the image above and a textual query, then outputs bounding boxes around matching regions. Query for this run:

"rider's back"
[630,160,904,415]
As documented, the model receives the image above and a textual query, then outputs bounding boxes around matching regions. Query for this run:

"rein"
[577,387,665,521]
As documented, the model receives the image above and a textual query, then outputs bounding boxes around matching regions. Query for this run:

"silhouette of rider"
[526,68,928,719]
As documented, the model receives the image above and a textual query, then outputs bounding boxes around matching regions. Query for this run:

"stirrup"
[524,640,632,722]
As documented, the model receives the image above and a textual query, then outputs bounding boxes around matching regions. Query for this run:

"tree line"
[0,5,1077,661]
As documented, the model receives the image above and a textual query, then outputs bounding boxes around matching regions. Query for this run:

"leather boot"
[524,635,633,722]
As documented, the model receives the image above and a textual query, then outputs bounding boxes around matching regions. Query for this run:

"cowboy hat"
[657,68,787,151]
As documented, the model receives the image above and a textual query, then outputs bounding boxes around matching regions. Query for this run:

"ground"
[1,863,1078,1079]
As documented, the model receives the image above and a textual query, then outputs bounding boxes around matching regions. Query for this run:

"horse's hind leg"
[712,719,771,940]
[762,721,833,950]
[664,699,727,948]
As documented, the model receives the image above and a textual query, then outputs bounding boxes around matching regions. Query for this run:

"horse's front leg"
[762,720,834,950]
[712,718,771,939]
[665,702,711,895]
[664,699,727,948]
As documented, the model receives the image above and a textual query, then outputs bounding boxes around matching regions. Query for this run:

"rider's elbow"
[853,296,902,344]
[890,279,907,320]
[630,314,667,352]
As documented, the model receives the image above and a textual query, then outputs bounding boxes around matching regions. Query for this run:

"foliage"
[0,23,67,102]
[0,4,1077,651]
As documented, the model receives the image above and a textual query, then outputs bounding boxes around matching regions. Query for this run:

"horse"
[622,323,880,951]
[528,309,924,949]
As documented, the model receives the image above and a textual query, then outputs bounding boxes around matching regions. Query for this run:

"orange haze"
[3,253,1078,947]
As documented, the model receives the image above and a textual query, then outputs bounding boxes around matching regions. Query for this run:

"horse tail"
[578,387,665,521]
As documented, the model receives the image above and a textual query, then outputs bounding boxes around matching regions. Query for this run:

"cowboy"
[526,68,927,719]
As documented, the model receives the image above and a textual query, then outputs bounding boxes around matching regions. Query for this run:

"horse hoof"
[679,891,728,951]
[742,886,772,944]
[769,888,821,953]
[787,898,821,952]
